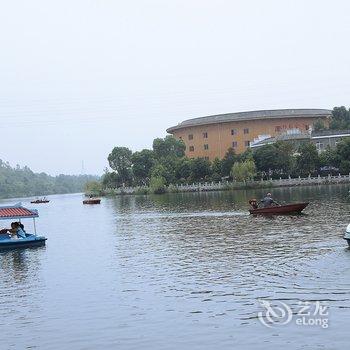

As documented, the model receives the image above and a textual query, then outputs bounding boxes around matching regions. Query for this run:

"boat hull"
[249,202,309,215]
[83,199,101,204]
[0,235,47,250]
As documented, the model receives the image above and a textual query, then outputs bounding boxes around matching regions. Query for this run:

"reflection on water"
[1,186,350,349]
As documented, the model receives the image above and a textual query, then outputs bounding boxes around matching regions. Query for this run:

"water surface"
[1,185,350,349]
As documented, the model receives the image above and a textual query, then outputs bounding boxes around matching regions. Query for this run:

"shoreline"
[96,174,350,196]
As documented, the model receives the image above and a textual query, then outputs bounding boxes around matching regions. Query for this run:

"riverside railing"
[107,174,350,195]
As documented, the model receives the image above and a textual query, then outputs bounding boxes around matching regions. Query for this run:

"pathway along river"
[1,185,350,349]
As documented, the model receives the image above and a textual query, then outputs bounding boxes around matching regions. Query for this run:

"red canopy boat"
[249,202,309,215]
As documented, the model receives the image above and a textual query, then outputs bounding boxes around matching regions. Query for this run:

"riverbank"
[96,174,350,196]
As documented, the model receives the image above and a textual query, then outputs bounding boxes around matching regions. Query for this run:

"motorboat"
[31,197,50,204]
[344,224,350,247]
[0,203,47,250]
[249,199,309,215]
[83,198,101,204]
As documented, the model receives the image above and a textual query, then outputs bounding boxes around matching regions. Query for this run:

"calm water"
[1,185,350,349]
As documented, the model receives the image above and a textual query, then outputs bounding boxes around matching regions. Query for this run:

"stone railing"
[105,174,350,195]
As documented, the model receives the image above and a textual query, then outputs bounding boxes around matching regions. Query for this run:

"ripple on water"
[1,187,350,349]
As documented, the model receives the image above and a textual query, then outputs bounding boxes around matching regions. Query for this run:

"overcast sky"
[0,0,349,175]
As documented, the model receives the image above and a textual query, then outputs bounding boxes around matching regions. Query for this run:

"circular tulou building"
[166,108,331,160]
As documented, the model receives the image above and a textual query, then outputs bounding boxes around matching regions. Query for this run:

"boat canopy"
[0,203,39,220]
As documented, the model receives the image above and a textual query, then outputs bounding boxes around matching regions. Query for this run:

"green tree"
[107,147,133,185]
[253,142,295,177]
[153,135,185,159]
[231,160,257,182]
[253,144,279,175]
[189,158,212,182]
[336,137,350,173]
[84,181,102,195]
[313,118,326,131]
[330,106,350,129]
[102,170,120,188]
[274,141,295,175]
[319,146,338,168]
[174,158,191,182]
[211,158,222,182]
[237,148,254,162]
[149,176,167,194]
[0,159,99,198]
[221,148,237,177]
[296,143,319,175]
[132,149,155,184]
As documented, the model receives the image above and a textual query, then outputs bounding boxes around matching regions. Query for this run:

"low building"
[250,129,350,152]
[167,109,331,160]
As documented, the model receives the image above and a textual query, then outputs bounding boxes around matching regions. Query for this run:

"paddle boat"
[31,197,50,204]
[248,199,309,215]
[344,224,350,247]
[0,203,47,250]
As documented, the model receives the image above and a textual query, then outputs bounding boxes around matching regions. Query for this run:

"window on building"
[204,144,209,150]
[231,129,237,135]
[275,126,281,132]
[189,146,194,152]
[245,140,250,147]
[204,156,209,160]
[232,141,238,148]
[305,125,310,130]
[244,128,249,134]
[188,134,193,140]
[203,132,208,138]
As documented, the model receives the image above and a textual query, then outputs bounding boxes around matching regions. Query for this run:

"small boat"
[344,224,350,247]
[249,201,309,215]
[31,198,50,204]
[0,203,47,250]
[83,198,101,205]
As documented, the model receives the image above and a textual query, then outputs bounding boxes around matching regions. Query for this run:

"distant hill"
[0,159,99,198]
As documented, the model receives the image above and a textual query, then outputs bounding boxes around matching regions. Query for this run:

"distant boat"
[31,197,50,204]
[0,203,47,250]
[83,198,101,205]
[249,202,309,215]
[344,224,350,247]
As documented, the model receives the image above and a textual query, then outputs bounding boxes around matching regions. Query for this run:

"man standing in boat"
[261,193,279,207]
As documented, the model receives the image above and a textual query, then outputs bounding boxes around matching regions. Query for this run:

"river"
[1,185,350,349]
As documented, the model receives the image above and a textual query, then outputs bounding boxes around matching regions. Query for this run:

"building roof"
[250,132,311,148]
[250,129,350,148]
[0,204,38,220]
[167,108,331,133]
[312,129,350,138]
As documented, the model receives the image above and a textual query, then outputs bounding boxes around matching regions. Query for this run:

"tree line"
[102,135,350,191]
[314,106,350,131]
[0,159,99,198]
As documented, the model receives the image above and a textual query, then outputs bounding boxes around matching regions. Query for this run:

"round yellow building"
[167,109,331,160]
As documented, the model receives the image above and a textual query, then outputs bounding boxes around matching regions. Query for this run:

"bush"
[150,176,167,194]
[134,187,150,195]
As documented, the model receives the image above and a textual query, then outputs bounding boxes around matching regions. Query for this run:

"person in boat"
[0,228,8,235]
[7,222,27,239]
[261,193,279,208]
[249,199,259,209]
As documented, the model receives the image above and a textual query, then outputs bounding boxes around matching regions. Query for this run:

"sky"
[0,0,349,175]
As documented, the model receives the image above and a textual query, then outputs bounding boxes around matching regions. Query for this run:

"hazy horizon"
[1,0,349,175]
